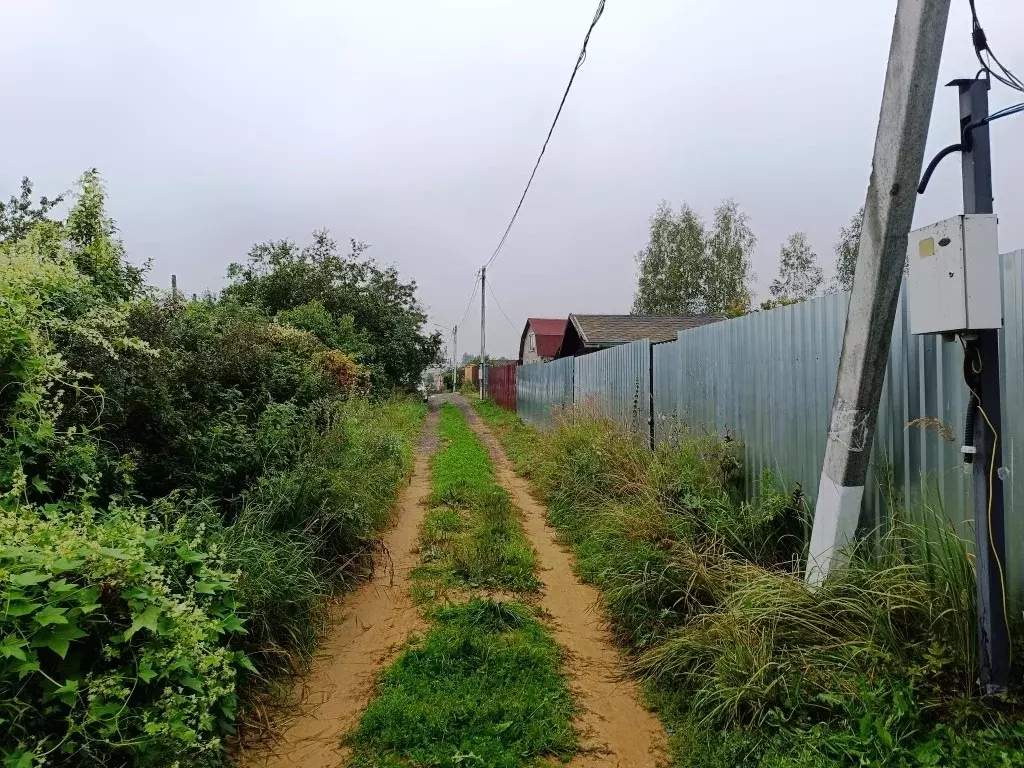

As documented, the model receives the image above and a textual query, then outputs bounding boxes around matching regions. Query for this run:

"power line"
[486,280,519,332]
[457,271,480,328]
[969,0,1024,93]
[483,0,607,271]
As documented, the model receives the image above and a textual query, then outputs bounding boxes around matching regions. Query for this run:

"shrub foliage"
[0,173,430,766]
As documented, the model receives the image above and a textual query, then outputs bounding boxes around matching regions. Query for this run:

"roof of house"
[521,318,568,359]
[567,314,725,347]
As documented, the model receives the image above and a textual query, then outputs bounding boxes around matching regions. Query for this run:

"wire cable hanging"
[483,0,607,271]
[486,279,519,332]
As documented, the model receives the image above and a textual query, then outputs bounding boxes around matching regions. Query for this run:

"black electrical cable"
[917,143,964,194]
[968,0,1024,93]
[917,102,1024,194]
[483,0,606,271]
[486,280,519,332]
[457,272,480,329]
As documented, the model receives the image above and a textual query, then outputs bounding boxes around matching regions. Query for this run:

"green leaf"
[180,676,204,692]
[3,749,35,768]
[10,570,49,586]
[219,614,246,634]
[52,678,80,707]
[176,545,205,563]
[30,475,52,494]
[51,557,85,573]
[13,659,40,678]
[0,635,27,661]
[125,605,161,640]
[234,650,257,674]
[193,580,219,594]
[34,605,68,627]
[48,578,77,594]
[73,585,100,605]
[31,624,87,659]
[95,546,130,560]
[138,660,158,683]
[5,599,41,617]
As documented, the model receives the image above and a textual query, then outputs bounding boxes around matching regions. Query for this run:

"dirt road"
[458,398,669,768]
[240,407,438,768]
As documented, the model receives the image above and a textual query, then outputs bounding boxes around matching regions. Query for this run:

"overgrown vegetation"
[413,404,537,600]
[475,402,1024,767]
[0,172,432,766]
[346,599,576,768]
[348,403,575,766]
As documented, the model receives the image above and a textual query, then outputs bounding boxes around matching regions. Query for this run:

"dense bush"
[1,502,246,767]
[477,403,1024,767]
[0,172,430,765]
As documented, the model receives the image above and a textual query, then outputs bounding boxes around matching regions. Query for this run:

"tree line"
[632,200,863,316]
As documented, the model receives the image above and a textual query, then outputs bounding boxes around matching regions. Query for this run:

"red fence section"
[488,363,517,412]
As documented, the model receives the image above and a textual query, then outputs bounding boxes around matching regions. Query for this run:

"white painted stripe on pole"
[806,472,864,586]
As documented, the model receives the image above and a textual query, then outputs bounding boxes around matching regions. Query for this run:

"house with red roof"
[519,318,567,365]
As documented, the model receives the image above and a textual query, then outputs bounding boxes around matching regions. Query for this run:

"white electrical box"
[907,214,1001,335]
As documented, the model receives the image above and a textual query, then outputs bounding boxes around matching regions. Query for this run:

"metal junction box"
[907,214,1001,335]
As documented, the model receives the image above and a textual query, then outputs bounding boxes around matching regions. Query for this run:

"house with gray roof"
[556,313,725,358]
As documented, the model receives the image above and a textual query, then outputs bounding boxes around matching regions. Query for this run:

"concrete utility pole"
[807,0,951,584]
[953,77,1009,693]
[479,266,487,399]
[452,325,458,393]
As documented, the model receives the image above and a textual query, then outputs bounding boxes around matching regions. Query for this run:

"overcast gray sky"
[2,1,1023,359]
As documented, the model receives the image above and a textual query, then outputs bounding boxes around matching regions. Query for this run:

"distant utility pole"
[479,266,487,399]
[452,325,458,393]
[807,0,951,584]
[952,77,1008,694]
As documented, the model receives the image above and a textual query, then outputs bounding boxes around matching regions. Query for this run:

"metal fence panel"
[573,340,652,439]
[488,363,517,412]
[517,357,574,428]
[653,340,682,444]
[668,250,1024,602]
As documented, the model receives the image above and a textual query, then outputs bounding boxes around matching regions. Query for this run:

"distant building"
[519,318,568,365]
[557,314,725,357]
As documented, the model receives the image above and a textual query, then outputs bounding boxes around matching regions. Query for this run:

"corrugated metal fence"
[501,250,1024,601]
[517,356,574,428]
[660,250,1023,603]
[573,340,652,438]
[488,363,517,412]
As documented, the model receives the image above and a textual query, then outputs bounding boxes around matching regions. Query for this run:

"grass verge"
[346,598,576,768]
[413,403,538,600]
[473,399,1024,768]
[347,402,576,766]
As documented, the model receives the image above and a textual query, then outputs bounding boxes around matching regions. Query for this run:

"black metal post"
[953,77,1009,694]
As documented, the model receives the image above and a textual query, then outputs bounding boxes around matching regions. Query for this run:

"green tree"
[225,230,442,389]
[705,198,756,315]
[770,232,823,301]
[0,176,64,244]
[632,199,755,315]
[832,206,863,293]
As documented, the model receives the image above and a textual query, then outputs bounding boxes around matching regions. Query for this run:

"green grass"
[471,399,540,476]
[349,403,576,766]
[472,401,1024,768]
[413,403,538,599]
[346,598,576,768]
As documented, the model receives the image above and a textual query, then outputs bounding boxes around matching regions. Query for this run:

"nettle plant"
[0,188,249,765]
[0,503,249,766]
